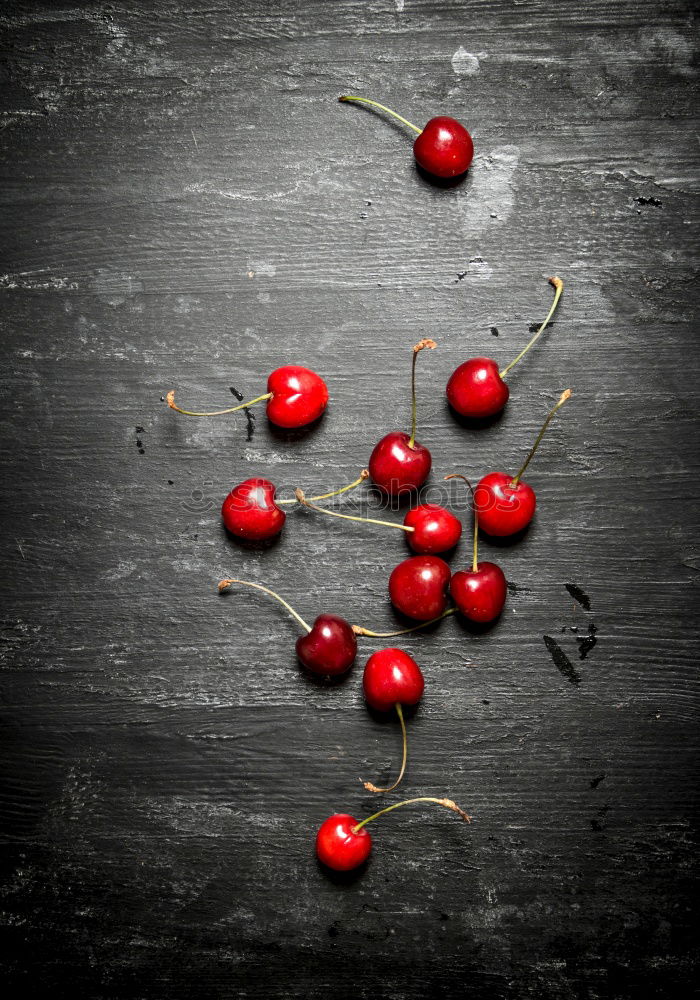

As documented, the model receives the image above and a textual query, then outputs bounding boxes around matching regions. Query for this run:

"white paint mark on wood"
[451,46,480,76]
[247,261,276,278]
[0,271,78,291]
[93,271,143,306]
[461,145,520,236]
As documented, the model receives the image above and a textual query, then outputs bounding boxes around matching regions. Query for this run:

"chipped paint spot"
[462,145,520,236]
[93,270,143,306]
[0,271,78,291]
[452,47,480,76]
[465,257,493,280]
[246,260,276,278]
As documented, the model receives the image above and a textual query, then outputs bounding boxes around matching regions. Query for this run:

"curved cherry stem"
[352,796,471,833]
[511,389,572,487]
[444,473,478,571]
[353,607,455,638]
[499,277,564,379]
[408,339,437,449]
[218,578,311,633]
[166,389,273,417]
[363,703,408,794]
[294,488,413,533]
[338,95,422,135]
[219,577,454,639]
[277,469,369,506]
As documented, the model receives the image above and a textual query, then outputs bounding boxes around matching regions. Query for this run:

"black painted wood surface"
[1,2,698,997]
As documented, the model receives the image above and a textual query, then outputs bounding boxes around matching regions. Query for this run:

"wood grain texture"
[1,1,698,997]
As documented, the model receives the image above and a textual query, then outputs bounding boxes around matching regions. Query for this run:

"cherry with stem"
[316,796,471,872]
[447,277,564,420]
[221,469,369,542]
[218,578,454,676]
[475,389,572,537]
[166,364,329,429]
[444,474,507,622]
[338,96,474,179]
[369,339,437,496]
[294,489,462,555]
[361,648,424,794]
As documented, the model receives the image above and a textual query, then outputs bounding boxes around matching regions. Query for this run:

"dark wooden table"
[1,2,698,997]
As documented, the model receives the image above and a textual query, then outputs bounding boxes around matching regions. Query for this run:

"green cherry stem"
[352,796,472,834]
[219,577,454,639]
[363,703,408,794]
[338,96,423,135]
[511,388,572,487]
[218,578,311,632]
[166,389,273,417]
[444,473,478,571]
[352,607,455,638]
[277,469,370,506]
[294,487,413,533]
[408,338,437,449]
[499,277,564,379]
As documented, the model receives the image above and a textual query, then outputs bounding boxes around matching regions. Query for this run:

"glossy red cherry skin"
[369,432,431,495]
[475,472,536,536]
[404,503,462,554]
[265,365,329,428]
[389,555,451,621]
[363,648,424,712]
[413,117,474,178]
[316,814,371,871]
[446,357,509,419]
[450,563,507,623]
[296,614,357,676]
[221,477,285,541]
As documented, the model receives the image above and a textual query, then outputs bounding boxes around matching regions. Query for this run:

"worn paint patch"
[93,270,143,306]
[0,271,78,291]
[247,260,276,278]
[462,145,520,236]
[451,47,480,76]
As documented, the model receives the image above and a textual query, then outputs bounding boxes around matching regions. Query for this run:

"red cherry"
[403,503,462,554]
[473,388,572,536]
[443,472,507,621]
[166,364,328,430]
[363,648,424,713]
[222,470,369,543]
[218,578,446,679]
[361,649,424,793]
[296,613,357,676]
[446,357,509,419]
[413,116,474,178]
[338,97,473,180]
[451,563,507,623]
[265,365,329,428]
[294,493,461,555]
[316,797,471,872]
[316,814,372,871]
[369,338,436,496]
[221,477,285,541]
[389,555,451,621]
[446,278,564,419]
[369,431,432,495]
[475,472,536,537]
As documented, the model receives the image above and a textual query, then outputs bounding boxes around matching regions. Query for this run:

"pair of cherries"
[219,575,467,868]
